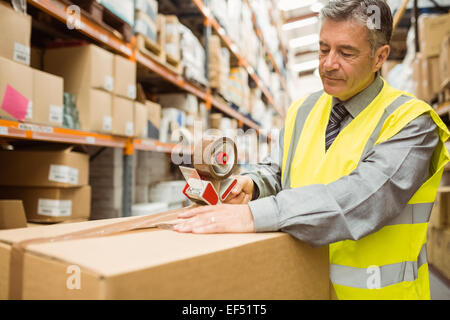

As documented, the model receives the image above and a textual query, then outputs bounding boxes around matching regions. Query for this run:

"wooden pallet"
[68,0,134,42]
[137,33,164,63]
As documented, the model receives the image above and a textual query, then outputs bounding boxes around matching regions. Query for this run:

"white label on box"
[0,126,8,135]
[38,199,72,217]
[25,101,33,120]
[48,165,79,185]
[103,116,112,131]
[18,123,53,133]
[127,84,137,99]
[125,122,134,136]
[104,76,114,92]
[13,43,30,65]
[49,105,63,124]
[86,136,96,144]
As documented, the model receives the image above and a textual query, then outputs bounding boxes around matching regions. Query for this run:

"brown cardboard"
[0,2,31,65]
[412,55,424,100]
[0,56,33,121]
[0,185,91,223]
[77,88,112,133]
[134,102,148,138]
[30,47,43,70]
[113,55,136,99]
[112,96,134,137]
[419,13,450,58]
[0,217,330,299]
[430,227,450,280]
[164,15,181,61]
[44,44,114,94]
[0,200,27,230]
[440,36,450,88]
[0,146,89,187]
[32,69,64,127]
[146,100,161,129]
[420,56,440,101]
[429,187,450,228]
[442,228,450,280]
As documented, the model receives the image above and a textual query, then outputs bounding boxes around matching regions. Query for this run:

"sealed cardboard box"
[0,145,89,188]
[0,200,27,230]
[77,88,112,133]
[112,96,134,137]
[0,186,90,224]
[440,35,450,88]
[44,44,115,94]
[0,2,31,65]
[32,69,64,127]
[114,55,136,100]
[429,187,450,228]
[0,214,330,299]
[146,100,161,130]
[0,56,33,121]
[420,56,440,101]
[418,13,450,58]
[134,102,148,138]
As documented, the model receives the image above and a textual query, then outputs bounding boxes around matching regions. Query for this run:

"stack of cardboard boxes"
[0,145,91,223]
[428,186,450,280]
[134,0,158,43]
[209,35,230,98]
[179,24,207,86]
[43,44,137,137]
[89,148,124,220]
[227,67,250,112]
[163,15,181,63]
[413,13,450,102]
[0,3,64,128]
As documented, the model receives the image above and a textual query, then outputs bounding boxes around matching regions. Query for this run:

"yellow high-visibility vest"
[281,79,449,299]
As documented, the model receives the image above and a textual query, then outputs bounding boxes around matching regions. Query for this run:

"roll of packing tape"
[193,136,237,180]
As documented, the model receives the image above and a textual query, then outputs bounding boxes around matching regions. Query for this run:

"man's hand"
[224,175,255,204]
[173,204,255,234]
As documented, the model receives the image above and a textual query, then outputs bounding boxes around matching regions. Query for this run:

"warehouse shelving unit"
[191,0,286,117]
[4,0,286,217]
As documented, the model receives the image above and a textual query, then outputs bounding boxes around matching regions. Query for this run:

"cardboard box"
[30,47,43,70]
[89,147,123,168]
[442,228,450,280]
[114,55,136,100]
[164,15,181,61]
[44,44,115,94]
[0,56,33,121]
[419,13,450,58]
[0,216,330,299]
[429,187,450,228]
[420,56,440,101]
[89,166,123,188]
[32,69,64,127]
[0,200,27,230]
[0,146,89,188]
[77,88,112,133]
[0,2,31,65]
[440,35,450,88]
[112,96,134,137]
[134,102,148,138]
[134,10,158,42]
[146,100,161,129]
[158,93,198,114]
[0,185,91,223]
[430,227,450,280]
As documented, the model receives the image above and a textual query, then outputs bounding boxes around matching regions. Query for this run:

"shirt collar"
[332,74,384,119]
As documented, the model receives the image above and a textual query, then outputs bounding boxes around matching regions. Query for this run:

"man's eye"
[320,49,329,54]
[341,52,353,57]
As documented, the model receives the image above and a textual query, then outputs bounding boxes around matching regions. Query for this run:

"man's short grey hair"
[320,0,393,57]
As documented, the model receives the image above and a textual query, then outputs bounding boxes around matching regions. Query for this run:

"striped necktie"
[325,103,349,151]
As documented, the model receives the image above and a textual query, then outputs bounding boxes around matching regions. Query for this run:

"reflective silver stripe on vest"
[282,91,324,189]
[330,244,428,289]
[385,202,433,226]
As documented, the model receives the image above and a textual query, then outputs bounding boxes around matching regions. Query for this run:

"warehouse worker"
[174,0,450,300]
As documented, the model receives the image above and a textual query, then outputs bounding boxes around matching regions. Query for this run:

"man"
[173,0,449,299]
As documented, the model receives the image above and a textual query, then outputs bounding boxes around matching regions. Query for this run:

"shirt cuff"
[248,196,280,232]
[241,172,262,199]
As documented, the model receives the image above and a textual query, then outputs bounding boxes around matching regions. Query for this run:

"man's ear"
[373,44,390,73]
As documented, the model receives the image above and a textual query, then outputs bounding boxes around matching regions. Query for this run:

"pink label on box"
[1,84,29,121]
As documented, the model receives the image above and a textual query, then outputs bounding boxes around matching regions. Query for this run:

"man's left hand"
[173,204,255,234]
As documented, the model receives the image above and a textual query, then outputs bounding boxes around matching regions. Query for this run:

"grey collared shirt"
[244,76,439,247]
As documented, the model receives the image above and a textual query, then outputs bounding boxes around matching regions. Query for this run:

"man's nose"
[322,51,339,71]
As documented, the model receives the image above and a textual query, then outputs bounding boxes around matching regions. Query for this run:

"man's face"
[319,18,377,101]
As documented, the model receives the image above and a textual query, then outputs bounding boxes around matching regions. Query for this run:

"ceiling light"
[282,17,319,31]
[289,34,319,49]
[292,59,319,73]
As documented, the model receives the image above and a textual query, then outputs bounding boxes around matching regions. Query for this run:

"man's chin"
[322,83,345,98]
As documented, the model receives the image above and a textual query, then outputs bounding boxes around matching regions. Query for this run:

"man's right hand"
[224,175,255,204]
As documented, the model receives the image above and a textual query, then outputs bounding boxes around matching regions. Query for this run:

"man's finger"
[224,192,245,204]
[178,205,212,218]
